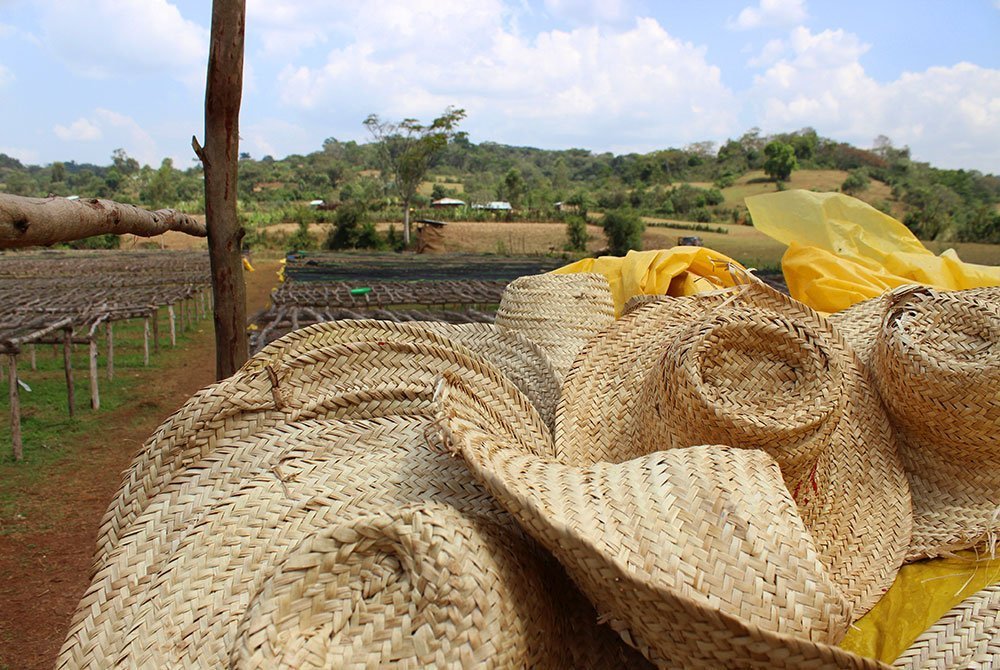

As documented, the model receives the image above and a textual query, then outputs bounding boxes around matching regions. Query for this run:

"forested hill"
[1,128,998,243]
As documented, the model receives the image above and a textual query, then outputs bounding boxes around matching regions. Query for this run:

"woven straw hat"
[95,333,552,570]
[494,272,615,381]
[555,278,911,617]
[244,319,561,429]
[63,415,645,669]
[438,374,1000,669]
[831,285,1000,561]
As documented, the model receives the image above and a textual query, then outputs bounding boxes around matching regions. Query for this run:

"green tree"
[841,169,870,195]
[325,202,371,250]
[111,148,139,175]
[364,106,466,246]
[498,167,526,207]
[763,141,798,182]
[602,208,644,255]
[564,215,589,252]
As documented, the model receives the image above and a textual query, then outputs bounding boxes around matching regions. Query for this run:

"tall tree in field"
[763,140,798,182]
[193,0,247,379]
[364,107,466,246]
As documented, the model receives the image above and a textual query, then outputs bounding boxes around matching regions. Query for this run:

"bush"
[325,203,370,250]
[690,207,712,223]
[564,215,589,252]
[601,208,644,255]
[385,224,405,252]
[355,222,386,250]
[67,234,120,250]
[286,221,317,252]
[841,169,870,195]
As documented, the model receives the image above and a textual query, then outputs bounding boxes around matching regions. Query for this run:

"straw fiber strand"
[893,583,1000,669]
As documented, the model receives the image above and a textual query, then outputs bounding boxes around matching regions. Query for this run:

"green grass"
[0,312,203,536]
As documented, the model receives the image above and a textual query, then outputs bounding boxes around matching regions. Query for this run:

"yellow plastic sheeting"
[746,190,1000,313]
[840,551,1000,663]
[242,257,255,272]
[551,247,744,316]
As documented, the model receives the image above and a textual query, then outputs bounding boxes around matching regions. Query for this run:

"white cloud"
[271,6,736,153]
[39,0,208,87]
[748,27,1000,172]
[544,0,631,24]
[48,109,159,165]
[729,0,808,30]
[0,147,39,164]
[53,117,102,141]
[747,38,786,67]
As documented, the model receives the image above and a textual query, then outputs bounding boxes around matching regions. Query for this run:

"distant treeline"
[1,127,998,244]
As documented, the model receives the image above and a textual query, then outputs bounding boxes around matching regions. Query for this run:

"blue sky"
[1,0,998,172]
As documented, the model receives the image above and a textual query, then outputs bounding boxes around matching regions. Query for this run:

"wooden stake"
[89,338,100,410]
[143,318,150,366]
[152,309,160,353]
[63,329,74,418]
[29,344,36,371]
[168,305,177,346]
[8,354,21,461]
[106,321,114,381]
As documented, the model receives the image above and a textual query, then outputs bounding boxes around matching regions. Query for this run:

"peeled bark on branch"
[0,194,206,249]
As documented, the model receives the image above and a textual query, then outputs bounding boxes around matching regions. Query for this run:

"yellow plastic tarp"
[840,551,1000,663]
[551,247,744,316]
[746,190,1000,313]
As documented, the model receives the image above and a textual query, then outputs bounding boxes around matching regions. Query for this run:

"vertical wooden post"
[179,298,186,332]
[106,321,114,381]
[143,317,150,366]
[29,344,36,371]
[152,309,160,353]
[63,329,74,418]
[89,338,100,410]
[196,0,248,380]
[168,305,177,346]
[8,354,21,461]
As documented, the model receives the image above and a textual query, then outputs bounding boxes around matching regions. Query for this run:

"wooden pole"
[168,304,176,346]
[196,0,248,380]
[143,317,150,366]
[63,328,74,418]
[106,321,114,381]
[89,338,100,410]
[8,354,21,461]
[29,344,36,371]
[152,309,160,353]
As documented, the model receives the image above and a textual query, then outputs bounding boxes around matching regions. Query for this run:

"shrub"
[325,203,370,250]
[601,208,644,255]
[355,222,386,250]
[690,207,712,223]
[286,221,317,252]
[841,169,870,195]
[564,215,589,252]
[385,224,405,252]
[67,234,120,250]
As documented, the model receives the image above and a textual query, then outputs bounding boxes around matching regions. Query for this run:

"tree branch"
[0,194,207,249]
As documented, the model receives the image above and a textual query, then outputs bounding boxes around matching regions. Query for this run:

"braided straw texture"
[244,319,561,430]
[439,378,884,669]
[93,338,551,570]
[833,286,1000,561]
[555,280,911,618]
[60,417,638,668]
[494,272,615,382]
[893,583,1000,669]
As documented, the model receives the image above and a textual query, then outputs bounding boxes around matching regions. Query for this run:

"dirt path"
[0,260,279,670]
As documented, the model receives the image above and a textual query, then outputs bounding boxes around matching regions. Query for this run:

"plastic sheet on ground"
[746,190,1000,313]
[840,550,1000,663]
[551,247,744,316]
